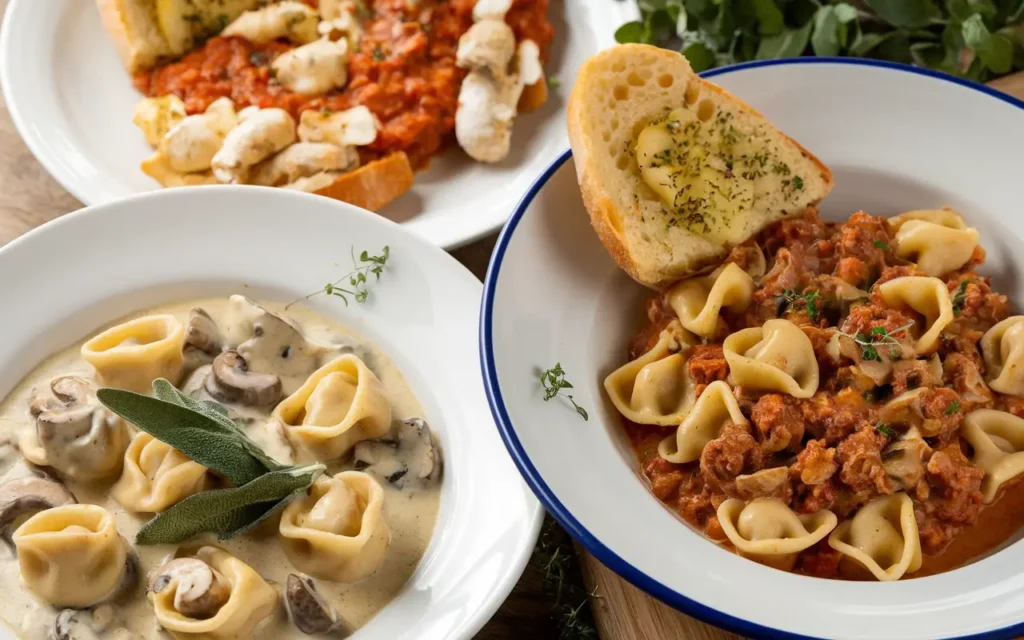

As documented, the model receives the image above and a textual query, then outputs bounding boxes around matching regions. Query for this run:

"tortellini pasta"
[723,319,819,398]
[658,381,748,464]
[889,208,979,277]
[961,409,1024,503]
[667,263,755,338]
[877,276,954,354]
[13,504,130,608]
[273,354,392,461]
[279,471,390,582]
[828,493,922,581]
[22,376,130,481]
[717,498,837,570]
[112,433,214,513]
[981,316,1024,398]
[604,321,697,426]
[81,314,185,392]
[149,546,278,639]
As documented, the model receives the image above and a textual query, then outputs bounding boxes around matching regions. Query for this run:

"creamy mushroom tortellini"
[0,296,441,638]
[605,208,1024,581]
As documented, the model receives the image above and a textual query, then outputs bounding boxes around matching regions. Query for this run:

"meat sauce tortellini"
[981,316,1024,398]
[718,498,837,570]
[723,319,819,398]
[889,208,980,277]
[658,381,748,464]
[279,471,390,582]
[667,263,755,338]
[828,493,922,581]
[273,354,392,461]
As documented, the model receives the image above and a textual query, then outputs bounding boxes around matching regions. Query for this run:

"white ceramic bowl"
[0,0,632,249]
[481,59,1024,640]
[0,186,541,639]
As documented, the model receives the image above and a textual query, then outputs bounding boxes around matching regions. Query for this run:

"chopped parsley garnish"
[840,322,913,362]
[548,76,561,89]
[873,240,889,250]
[945,399,962,416]
[952,281,969,315]
[320,107,332,116]
[779,289,821,321]
[791,176,804,190]
[372,45,386,61]
[539,364,588,421]
[875,423,896,438]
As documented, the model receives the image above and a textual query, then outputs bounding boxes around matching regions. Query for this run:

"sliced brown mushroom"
[285,574,347,636]
[182,308,224,372]
[230,295,324,380]
[0,476,76,539]
[25,376,128,480]
[353,418,442,488]
[53,609,101,640]
[734,467,790,501]
[205,351,282,407]
[149,557,231,619]
[882,436,930,490]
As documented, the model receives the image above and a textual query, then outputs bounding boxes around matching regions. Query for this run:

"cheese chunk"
[133,95,187,148]
[250,142,358,186]
[272,39,349,96]
[222,1,319,44]
[162,97,237,173]
[298,106,378,147]
[212,108,297,184]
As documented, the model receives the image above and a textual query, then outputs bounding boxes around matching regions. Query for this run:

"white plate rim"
[479,57,1024,640]
[0,184,544,639]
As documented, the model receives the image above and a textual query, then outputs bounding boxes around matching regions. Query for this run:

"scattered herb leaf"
[875,423,896,438]
[779,288,821,321]
[952,281,969,315]
[840,321,914,362]
[946,399,962,415]
[539,363,589,421]
[874,240,890,250]
[288,246,391,309]
[548,76,562,88]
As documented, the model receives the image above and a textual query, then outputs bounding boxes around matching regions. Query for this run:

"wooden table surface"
[2,0,1024,637]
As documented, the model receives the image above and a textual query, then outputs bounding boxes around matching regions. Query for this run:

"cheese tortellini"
[279,471,390,582]
[667,263,754,338]
[273,354,392,461]
[723,319,819,398]
[81,314,185,393]
[604,321,697,426]
[658,381,748,463]
[112,433,214,513]
[13,504,131,608]
[149,546,278,640]
[889,208,979,277]
[981,316,1024,398]
[961,409,1024,503]
[828,493,922,581]
[718,498,837,570]
[877,276,954,354]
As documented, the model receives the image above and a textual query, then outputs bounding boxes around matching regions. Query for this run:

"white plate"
[0,0,630,249]
[0,185,541,639]
[481,59,1024,640]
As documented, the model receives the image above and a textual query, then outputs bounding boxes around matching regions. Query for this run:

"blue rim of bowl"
[480,57,1024,640]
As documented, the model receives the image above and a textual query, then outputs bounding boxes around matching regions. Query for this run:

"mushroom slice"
[285,574,347,636]
[353,418,442,488]
[0,476,76,538]
[149,557,232,619]
[204,351,283,407]
[53,609,101,640]
[22,376,129,481]
[227,295,326,382]
[184,308,223,358]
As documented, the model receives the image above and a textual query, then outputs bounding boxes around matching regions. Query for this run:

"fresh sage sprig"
[98,385,276,487]
[136,464,324,545]
[98,379,327,545]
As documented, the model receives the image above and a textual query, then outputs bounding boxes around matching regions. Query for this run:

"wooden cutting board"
[574,70,1024,640]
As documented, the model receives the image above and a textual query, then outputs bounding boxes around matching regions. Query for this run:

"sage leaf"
[866,0,942,28]
[136,464,324,545]
[150,379,283,473]
[756,20,813,59]
[220,493,298,539]
[97,387,273,486]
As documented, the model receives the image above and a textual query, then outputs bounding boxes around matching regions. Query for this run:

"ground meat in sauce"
[620,209,1018,580]
[134,0,553,169]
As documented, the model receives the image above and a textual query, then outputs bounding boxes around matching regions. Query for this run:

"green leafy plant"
[99,380,324,545]
[531,517,600,639]
[615,0,1024,80]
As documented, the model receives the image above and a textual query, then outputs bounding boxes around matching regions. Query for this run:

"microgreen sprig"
[539,363,589,421]
[779,288,821,321]
[288,246,390,309]
[875,423,896,438]
[840,321,914,362]
[946,399,962,415]
[952,281,969,315]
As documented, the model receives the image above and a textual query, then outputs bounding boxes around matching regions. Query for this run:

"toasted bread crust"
[314,152,415,211]
[97,0,170,73]
[568,44,833,290]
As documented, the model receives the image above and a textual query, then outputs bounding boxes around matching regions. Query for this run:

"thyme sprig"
[946,399,962,415]
[779,288,821,321]
[539,363,589,421]
[288,246,390,309]
[531,517,599,639]
[952,281,969,315]
[840,321,914,362]
[875,423,896,438]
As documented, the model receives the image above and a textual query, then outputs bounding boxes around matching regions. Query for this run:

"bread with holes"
[567,44,833,289]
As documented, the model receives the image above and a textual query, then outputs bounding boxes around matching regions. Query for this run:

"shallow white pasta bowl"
[480,59,1024,640]
[0,186,541,639]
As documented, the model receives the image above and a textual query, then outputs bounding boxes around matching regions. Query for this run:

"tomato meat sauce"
[134,0,553,169]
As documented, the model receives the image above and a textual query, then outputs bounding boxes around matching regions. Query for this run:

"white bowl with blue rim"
[480,58,1024,640]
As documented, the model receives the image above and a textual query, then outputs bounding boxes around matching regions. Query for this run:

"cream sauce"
[0,297,441,639]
